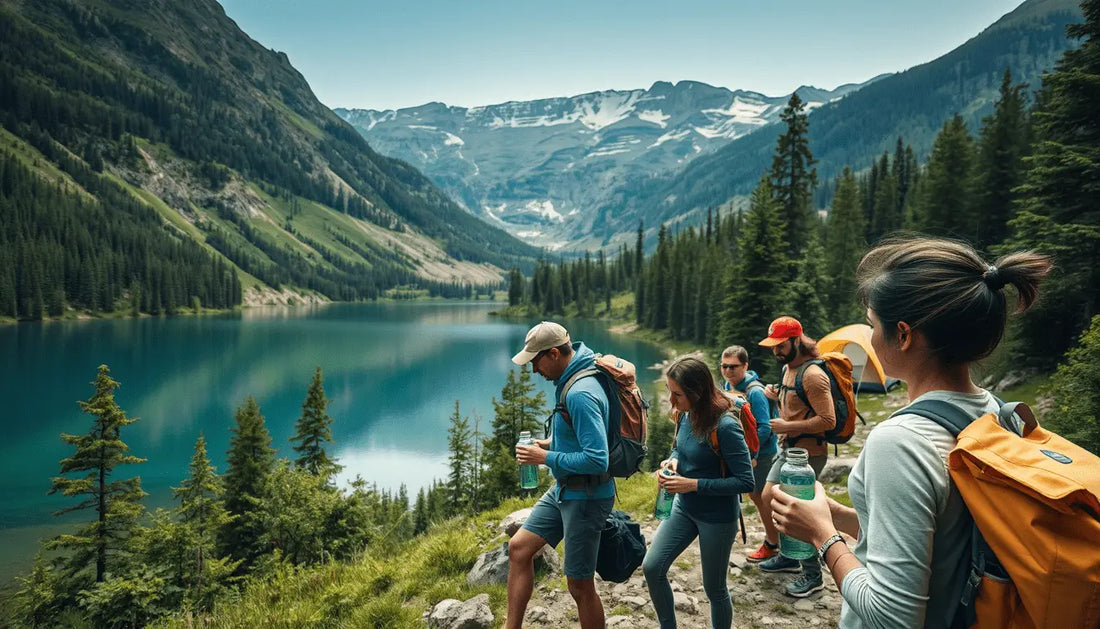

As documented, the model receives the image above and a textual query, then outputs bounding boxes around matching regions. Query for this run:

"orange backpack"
[902,400,1100,628]
[786,352,864,444]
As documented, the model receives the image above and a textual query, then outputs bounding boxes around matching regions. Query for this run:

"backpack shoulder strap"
[793,358,825,412]
[708,424,727,479]
[893,399,973,437]
[745,380,765,394]
[556,367,602,427]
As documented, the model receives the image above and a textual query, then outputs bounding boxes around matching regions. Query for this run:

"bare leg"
[506,528,547,629]
[568,576,606,629]
[752,483,779,545]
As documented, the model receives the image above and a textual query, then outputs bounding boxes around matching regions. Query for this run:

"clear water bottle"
[654,468,676,520]
[778,447,817,560]
[518,431,539,489]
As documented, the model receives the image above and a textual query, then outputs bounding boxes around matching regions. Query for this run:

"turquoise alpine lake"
[0,302,665,585]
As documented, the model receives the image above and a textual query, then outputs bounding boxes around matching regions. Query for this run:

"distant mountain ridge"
[337,80,874,251]
[604,0,1085,248]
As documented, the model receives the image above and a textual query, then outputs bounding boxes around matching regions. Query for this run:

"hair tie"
[983,265,1006,290]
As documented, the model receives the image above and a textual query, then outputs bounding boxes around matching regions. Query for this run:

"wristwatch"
[818,532,846,562]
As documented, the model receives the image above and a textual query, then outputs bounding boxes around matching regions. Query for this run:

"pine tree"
[1005,0,1100,369]
[220,396,275,568]
[291,367,340,479]
[824,167,867,325]
[48,365,146,584]
[172,434,236,609]
[870,152,900,240]
[770,93,818,264]
[445,401,474,514]
[787,229,831,335]
[482,366,546,506]
[974,69,1030,252]
[508,268,524,307]
[912,115,976,239]
[718,176,790,380]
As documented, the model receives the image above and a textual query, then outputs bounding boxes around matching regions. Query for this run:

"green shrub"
[1044,315,1100,456]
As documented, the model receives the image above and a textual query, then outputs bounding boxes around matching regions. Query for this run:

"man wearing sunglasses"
[506,321,615,629]
[720,345,779,564]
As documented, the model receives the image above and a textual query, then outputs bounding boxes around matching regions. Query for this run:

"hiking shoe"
[746,541,779,563]
[758,554,802,573]
[785,573,825,598]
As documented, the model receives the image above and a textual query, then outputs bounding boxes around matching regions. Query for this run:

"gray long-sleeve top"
[840,390,999,629]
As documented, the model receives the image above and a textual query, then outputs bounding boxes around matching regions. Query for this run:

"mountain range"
[339,0,1083,253]
[337,80,873,251]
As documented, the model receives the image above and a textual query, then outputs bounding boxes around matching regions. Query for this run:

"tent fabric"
[818,324,901,393]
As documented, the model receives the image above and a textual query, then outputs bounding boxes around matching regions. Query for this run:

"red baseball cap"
[758,316,803,347]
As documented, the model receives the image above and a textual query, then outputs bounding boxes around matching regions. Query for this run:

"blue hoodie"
[725,370,778,457]
[545,342,615,500]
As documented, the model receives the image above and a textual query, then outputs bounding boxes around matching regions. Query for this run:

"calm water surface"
[0,302,665,582]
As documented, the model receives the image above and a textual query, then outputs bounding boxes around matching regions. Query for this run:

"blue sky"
[218,0,1027,111]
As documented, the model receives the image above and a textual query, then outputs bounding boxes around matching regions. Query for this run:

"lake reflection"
[0,302,664,545]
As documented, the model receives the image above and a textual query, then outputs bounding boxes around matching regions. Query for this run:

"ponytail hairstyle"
[856,235,1052,365]
[666,356,733,436]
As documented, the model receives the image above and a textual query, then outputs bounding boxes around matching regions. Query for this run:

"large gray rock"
[427,593,493,629]
[466,541,561,586]
[499,508,533,537]
[819,457,858,484]
[673,592,698,614]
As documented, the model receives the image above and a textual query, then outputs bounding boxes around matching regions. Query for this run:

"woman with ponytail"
[643,356,754,629]
[769,236,1051,628]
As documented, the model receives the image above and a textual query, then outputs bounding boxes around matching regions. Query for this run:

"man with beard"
[755,316,836,597]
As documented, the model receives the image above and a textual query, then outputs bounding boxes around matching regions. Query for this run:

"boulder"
[819,457,858,483]
[466,541,561,586]
[427,593,493,629]
[500,508,533,537]
[673,592,698,614]
[525,606,550,623]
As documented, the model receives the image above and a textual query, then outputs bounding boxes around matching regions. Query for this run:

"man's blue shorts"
[522,486,615,580]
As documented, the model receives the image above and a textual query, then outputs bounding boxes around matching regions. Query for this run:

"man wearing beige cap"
[506,321,615,629]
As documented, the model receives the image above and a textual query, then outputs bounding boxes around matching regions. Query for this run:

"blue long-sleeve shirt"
[729,370,778,456]
[545,342,615,500]
[669,411,755,523]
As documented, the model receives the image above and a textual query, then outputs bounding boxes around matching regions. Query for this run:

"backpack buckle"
[960,566,982,606]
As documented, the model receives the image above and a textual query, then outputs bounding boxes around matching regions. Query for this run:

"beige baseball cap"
[512,321,570,365]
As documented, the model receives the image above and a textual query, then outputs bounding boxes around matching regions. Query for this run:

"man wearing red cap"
[755,316,836,598]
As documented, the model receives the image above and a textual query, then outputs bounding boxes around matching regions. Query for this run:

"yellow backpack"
[903,400,1100,628]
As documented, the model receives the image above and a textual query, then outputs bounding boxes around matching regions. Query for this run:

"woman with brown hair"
[770,236,1051,628]
[643,356,755,629]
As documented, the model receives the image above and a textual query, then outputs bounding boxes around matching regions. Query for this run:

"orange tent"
[819,324,900,393]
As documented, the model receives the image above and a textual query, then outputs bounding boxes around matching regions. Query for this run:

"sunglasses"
[720,363,744,370]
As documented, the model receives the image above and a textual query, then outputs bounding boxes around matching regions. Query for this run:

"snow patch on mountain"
[637,109,670,128]
[443,132,464,146]
[651,129,692,147]
[522,200,563,223]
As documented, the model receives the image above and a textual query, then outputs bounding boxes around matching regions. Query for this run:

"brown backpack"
[557,354,649,478]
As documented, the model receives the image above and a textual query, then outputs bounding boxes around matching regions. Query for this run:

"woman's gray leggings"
[642,500,737,629]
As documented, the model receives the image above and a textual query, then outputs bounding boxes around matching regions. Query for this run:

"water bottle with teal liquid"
[518,431,539,489]
[778,447,817,560]
[654,468,676,520]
